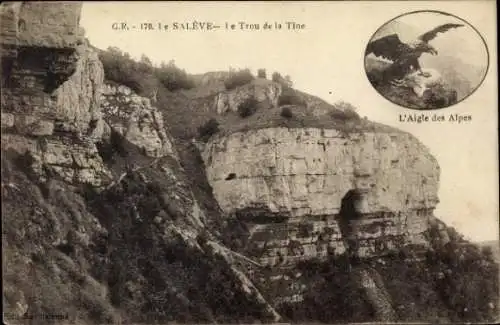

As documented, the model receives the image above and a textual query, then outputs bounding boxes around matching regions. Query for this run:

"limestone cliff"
[2,3,498,325]
[203,127,439,263]
[214,79,282,114]
[1,2,110,187]
[1,3,280,324]
[100,83,177,158]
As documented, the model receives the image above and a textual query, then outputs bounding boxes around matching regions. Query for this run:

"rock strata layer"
[202,127,440,304]
[203,127,440,264]
[100,83,177,158]
[214,79,282,114]
[1,2,111,187]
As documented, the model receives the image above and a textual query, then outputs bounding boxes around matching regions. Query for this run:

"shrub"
[272,72,293,89]
[257,68,267,79]
[237,98,258,118]
[99,47,147,94]
[198,118,220,140]
[278,88,306,107]
[280,106,293,119]
[330,101,361,121]
[481,246,495,263]
[155,60,195,91]
[224,69,254,90]
[98,47,195,94]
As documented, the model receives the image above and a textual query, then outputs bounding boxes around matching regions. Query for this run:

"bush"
[98,47,195,94]
[257,68,267,79]
[224,69,254,90]
[330,101,361,121]
[237,98,258,118]
[430,242,500,323]
[278,88,306,107]
[280,106,293,119]
[198,118,220,140]
[272,72,293,89]
[155,60,195,91]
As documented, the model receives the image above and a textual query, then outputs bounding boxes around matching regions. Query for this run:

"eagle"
[366,23,464,81]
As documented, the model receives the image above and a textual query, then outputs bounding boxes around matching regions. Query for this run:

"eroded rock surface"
[1,2,110,187]
[1,4,281,323]
[214,79,282,114]
[100,83,177,158]
[202,127,440,303]
[2,3,498,324]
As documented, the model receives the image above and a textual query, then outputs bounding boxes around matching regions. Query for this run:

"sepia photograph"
[1,1,498,325]
[364,10,489,110]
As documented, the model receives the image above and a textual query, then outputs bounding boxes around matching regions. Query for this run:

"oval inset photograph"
[364,11,489,110]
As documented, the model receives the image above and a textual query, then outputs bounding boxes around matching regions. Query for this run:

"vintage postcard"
[1,1,498,324]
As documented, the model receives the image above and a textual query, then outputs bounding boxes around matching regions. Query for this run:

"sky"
[80,1,498,242]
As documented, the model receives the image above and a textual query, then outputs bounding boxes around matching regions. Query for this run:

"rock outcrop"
[2,3,498,325]
[202,127,440,302]
[1,2,111,187]
[1,3,281,323]
[214,79,282,114]
[100,83,177,158]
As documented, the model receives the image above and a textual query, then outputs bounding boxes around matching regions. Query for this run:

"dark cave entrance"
[339,189,364,221]
[337,189,365,261]
[225,173,236,180]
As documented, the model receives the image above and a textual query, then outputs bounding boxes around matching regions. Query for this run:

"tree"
[237,98,258,118]
[155,60,195,91]
[138,54,154,75]
[140,54,153,67]
[330,101,360,121]
[198,118,220,141]
[224,69,254,90]
[272,72,293,88]
[257,68,267,79]
[481,246,495,263]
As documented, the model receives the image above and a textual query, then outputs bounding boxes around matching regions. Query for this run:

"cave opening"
[339,189,364,222]
[337,189,365,262]
[225,173,236,180]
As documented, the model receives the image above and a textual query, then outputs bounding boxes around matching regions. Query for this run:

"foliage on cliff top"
[224,68,255,90]
[97,46,401,142]
[156,80,400,142]
[98,47,195,96]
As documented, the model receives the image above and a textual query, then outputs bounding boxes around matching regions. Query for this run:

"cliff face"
[100,83,177,158]
[2,3,498,325]
[201,126,440,305]
[1,2,113,320]
[214,79,282,114]
[1,3,279,323]
[203,128,439,262]
[1,2,110,187]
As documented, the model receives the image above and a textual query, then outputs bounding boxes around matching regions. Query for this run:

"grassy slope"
[158,77,401,142]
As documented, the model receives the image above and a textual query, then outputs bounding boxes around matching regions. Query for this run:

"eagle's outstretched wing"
[365,34,412,62]
[418,23,464,43]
